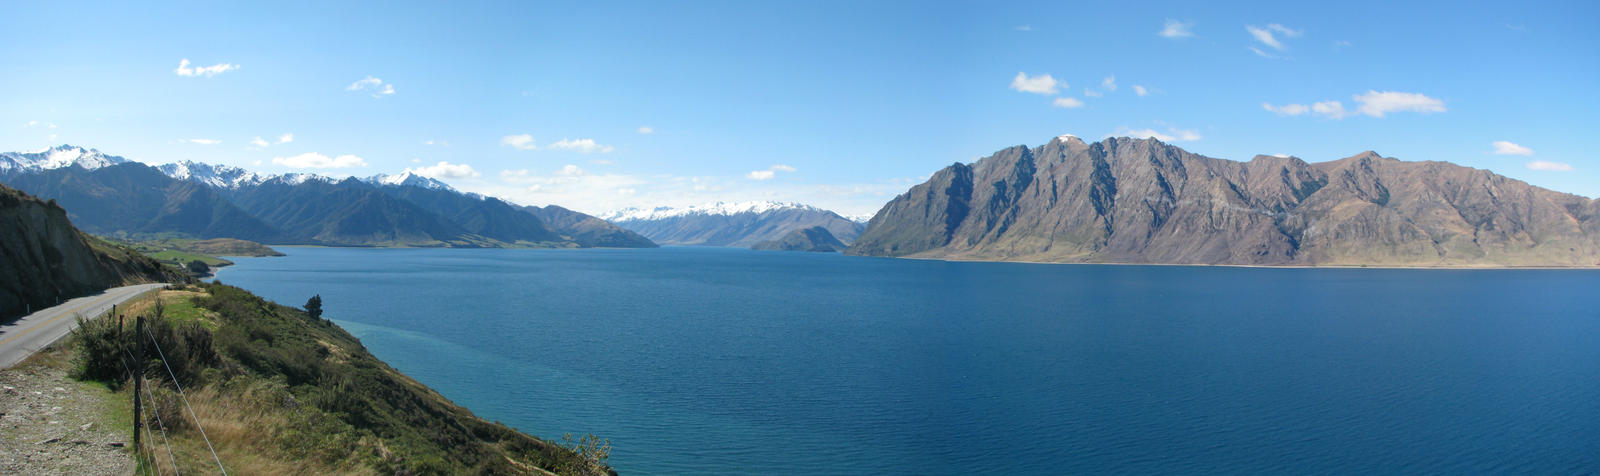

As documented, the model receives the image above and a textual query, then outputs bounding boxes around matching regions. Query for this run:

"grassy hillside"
[0,183,189,321]
[71,283,612,475]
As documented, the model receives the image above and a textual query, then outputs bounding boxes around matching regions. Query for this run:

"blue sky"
[2,1,1596,215]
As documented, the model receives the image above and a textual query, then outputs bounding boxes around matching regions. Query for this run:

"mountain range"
[0,145,655,248]
[603,201,865,248]
[848,135,1600,267]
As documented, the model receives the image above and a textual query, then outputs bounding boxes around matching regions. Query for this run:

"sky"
[2,1,1596,216]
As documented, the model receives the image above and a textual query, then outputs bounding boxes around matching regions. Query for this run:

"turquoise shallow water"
[215,246,1600,474]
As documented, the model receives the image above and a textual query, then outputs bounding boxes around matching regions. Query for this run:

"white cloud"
[747,164,798,181]
[637,126,654,134]
[501,134,538,150]
[1111,126,1202,142]
[271,152,368,169]
[180,138,221,145]
[1352,90,1445,117]
[1010,72,1061,95]
[174,59,239,77]
[423,139,448,146]
[250,137,270,147]
[1015,25,1032,32]
[1263,91,1442,120]
[1133,85,1149,97]
[1262,102,1310,116]
[249,133,292,148]
[549,138,615,154]
[253,160,262,166]
[1491,141,1533,156]
[1247,24,1302,51]
[405,161,480,179]
[1083,90,1103,98]
[1053,97,1085,108]
[1248,46,1277,59]
[1159,19,1194,38]
[347,76,395,97]
[1101,75,1117,91]
[276,133,293,144]
[1526,160,1574,171]
[557,164,586,176]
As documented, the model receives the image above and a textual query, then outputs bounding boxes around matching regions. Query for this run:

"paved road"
[0,283,168,369]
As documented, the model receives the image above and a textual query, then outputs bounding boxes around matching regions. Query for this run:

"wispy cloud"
[1159,19,1194,38]
[276,133,293,144]
[1263,91,1444,119]
[1101,75,1117,91]
[1111,126,1202,142]
[747,164,797,180]
[250,137,270,147]
[1052,97,1084,108]
[1491,141,1533,156]
[1246,24,1302,51]
[347,76,395,97]
[1082,90,1103,98]
[174,59,238,77]
[501,134,538,150]
[423,139,449,146]
[637,126,654,134]
[1133,85,1149,97]
[549,138,615,154]
[1526,160,1573,171]
[272,152,368,169]
[180,138,221,145]
[405,161,480,179]
[1010,72,1061,95]
[1015,25,1032,32]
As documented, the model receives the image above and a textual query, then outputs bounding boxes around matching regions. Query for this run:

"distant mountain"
[752,226,846,252]
[0,145,656,249]
[0,145,129,175]
[1,182,184,320]
[0,161,285,241]
[849,135,1600,267]
[602,201,864,247]
[519,204,657,248]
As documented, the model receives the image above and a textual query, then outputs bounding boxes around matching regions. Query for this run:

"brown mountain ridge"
[847,135,1600,267]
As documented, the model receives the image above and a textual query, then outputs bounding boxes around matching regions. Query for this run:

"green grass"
[147,250,232,267]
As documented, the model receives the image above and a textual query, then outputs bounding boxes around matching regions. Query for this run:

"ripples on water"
[217,247,1600,474]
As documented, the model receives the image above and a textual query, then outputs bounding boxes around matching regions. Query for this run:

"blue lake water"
[215,246,1600,474]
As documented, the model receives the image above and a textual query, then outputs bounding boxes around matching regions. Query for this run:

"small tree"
[304,294,323,320]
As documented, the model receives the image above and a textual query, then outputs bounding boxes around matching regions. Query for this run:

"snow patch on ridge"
[601,201,826,222]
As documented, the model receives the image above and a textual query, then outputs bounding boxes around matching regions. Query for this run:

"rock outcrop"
[752,226,847,252]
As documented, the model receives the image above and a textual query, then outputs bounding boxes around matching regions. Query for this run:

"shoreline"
[877,254,1600,271]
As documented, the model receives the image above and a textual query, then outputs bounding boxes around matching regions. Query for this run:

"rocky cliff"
[0,183,183,320]
[849,135,1600,267]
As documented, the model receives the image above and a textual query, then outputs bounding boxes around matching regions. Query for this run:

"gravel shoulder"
[0,344,134,475]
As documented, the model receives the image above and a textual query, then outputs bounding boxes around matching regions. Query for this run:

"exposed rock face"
[752,226,847,252]
[849,136,1600,267]
[0,184,182,320]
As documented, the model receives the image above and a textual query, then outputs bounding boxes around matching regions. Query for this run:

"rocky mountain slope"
[603,201,864,247]
[849,135,1600,267]
[0,183,184,320]
[752,226,847,252]
[0,146,655,249]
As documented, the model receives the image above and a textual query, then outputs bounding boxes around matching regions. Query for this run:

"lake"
[215,246,1600,474]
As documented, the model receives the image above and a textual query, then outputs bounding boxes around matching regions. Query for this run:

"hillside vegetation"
[71,283,612,475]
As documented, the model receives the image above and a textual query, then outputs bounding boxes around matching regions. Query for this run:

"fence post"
[133,314,143,454]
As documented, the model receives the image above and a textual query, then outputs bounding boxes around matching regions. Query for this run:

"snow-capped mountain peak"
[157,160,265,189]
[364,171,456,191]
[601,200,825,222]
[0,144,130,174]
